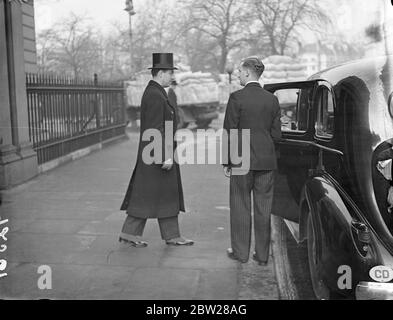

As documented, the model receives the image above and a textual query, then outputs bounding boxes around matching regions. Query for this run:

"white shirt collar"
[245,81,260,86]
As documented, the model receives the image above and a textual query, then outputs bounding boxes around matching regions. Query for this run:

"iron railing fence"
[26,73,127,164]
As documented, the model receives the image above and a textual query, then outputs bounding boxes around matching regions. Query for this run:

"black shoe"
[119,237,148,248]
[253,253,268,266]
[227,248,247,263]
[165,237,194,246]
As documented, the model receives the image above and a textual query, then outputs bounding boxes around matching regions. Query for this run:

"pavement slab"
[194,268,240,300]
[120,268,201,300]
[0,125,279,300]
[18,219,88,235]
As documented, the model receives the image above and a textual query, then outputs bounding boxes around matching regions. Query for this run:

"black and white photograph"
[1,0,393,304]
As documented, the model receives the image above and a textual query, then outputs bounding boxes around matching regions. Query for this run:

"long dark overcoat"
[120,80,185,219]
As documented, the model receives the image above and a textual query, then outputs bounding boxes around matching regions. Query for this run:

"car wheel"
[307,213,331,300]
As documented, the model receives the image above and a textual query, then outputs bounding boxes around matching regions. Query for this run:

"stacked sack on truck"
[175,72,219,105]
[125,70,219,107]
[218,74,243,106]
[262,55,307,84]
[124,72,151,107]
[262,55,308,110]
[218,55,307,106]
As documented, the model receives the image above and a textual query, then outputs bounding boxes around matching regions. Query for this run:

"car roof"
[308,55,393,88]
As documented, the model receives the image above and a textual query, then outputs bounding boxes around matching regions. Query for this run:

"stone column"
[0,0,38,189]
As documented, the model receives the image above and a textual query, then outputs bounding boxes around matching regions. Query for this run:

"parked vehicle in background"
[125,71,219,129]
[175,71,219,129]
[267,55,393,300]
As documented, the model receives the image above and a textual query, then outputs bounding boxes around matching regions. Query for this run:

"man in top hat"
[119,53,194,247]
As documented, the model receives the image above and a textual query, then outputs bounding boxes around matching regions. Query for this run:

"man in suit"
[119,53,194,248]
[167,80,181,129]
[223,56,282,265]
[168,80,178,109]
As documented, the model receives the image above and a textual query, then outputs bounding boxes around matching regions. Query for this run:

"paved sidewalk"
[0,133,278,300]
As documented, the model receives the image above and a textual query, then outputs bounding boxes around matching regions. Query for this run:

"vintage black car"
[266,55,393,300]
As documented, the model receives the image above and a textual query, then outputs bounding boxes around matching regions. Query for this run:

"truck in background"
[124,55,307,129]
[125,71,220,129]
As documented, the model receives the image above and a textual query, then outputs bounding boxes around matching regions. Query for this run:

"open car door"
[264,80,319,223]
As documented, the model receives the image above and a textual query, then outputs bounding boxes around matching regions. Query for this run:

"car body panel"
[266,55,393,298]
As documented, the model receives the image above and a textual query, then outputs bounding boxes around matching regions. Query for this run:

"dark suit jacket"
[223,82,282,171]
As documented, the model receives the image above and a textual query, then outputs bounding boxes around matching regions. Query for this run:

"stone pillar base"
[0,143,38,189]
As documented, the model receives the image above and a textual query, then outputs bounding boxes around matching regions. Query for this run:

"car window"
[315,87,334,139]
[274,88,311,133]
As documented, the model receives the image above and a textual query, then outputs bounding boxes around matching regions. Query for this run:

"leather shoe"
[119,237,148,248]
[166,237,194,246]
[253,253,268,266]
[227,248,247,263]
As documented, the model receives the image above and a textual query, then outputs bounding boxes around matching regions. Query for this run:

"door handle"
[351,220,371,244]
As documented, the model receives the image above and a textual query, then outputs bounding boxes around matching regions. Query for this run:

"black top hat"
[148,53,178,70]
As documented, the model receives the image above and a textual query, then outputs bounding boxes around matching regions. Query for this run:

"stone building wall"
[22,0,37,73]
[0,0,38,189]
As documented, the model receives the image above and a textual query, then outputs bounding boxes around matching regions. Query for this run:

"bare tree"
[35,0,336,79]
[39,13,102,78]
[181,28,221,72]
[109,0,183,74]
[252,0,330,56]
[180,0,254,73]
[36,29,57,73]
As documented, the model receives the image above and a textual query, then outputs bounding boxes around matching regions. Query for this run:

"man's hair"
[241,57,265,78]
[151,69,173,78]
[151,69,161,77]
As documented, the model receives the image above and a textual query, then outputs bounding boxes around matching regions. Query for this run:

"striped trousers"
[120,215,181,241]
[230,170,275,262]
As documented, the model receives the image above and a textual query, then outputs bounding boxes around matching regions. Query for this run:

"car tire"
[307,213,331,300]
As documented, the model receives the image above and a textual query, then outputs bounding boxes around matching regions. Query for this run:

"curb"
[38,134,128,174]
[271,215,299,300]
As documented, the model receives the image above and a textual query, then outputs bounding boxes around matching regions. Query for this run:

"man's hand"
[162,159,173,171]
[223,166,232,178]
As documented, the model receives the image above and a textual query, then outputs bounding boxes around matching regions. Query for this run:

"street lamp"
[124,0,136,78]
[225,63,234,84]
